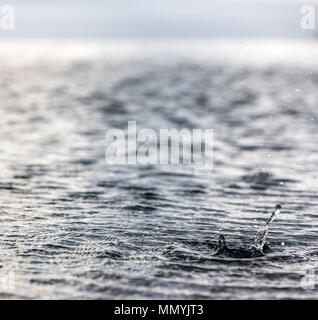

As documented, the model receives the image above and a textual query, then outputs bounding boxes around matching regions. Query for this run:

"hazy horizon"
[0,0,317,39]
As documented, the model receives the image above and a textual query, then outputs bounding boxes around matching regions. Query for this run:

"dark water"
[1,40,318,299]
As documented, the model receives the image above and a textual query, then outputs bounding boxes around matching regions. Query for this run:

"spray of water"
[250,204,281,252]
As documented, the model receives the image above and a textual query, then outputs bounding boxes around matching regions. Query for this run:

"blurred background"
[1,0,318,300]
[1,0,317,39]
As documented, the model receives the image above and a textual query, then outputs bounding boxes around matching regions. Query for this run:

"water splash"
[211,204,282,258]
[249,204,281,252]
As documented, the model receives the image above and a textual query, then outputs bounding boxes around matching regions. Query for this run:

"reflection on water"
[1,40,318,299]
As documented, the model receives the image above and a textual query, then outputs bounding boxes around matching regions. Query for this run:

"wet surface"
[0,40,318,299]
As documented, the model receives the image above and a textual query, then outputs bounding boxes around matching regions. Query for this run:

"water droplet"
[250,205,281,251]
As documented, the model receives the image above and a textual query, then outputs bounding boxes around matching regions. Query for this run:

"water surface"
[0,40,318,299]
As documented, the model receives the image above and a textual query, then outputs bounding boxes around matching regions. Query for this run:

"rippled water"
[1,40,318,299]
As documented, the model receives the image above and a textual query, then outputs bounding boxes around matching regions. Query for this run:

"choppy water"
[1,40,318,299]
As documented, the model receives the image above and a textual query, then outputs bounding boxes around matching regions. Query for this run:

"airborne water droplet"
[250,205,281,252]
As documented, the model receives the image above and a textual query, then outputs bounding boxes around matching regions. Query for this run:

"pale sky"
[0,0,316,38]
